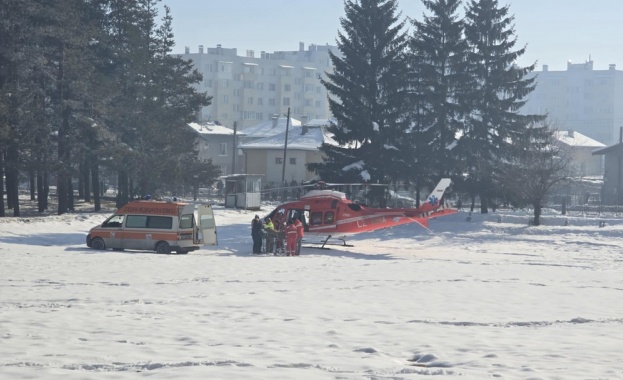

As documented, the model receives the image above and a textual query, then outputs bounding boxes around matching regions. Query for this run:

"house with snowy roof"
[188,122,245,175]
[239,116,301,144]
[591,128,623,204]
[238,119,336,184]
[553,130,605,177]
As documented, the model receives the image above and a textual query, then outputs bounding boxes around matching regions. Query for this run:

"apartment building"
[179,43,336,129]
[522,59,623,145]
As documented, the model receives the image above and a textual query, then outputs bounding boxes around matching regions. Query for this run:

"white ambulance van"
[86,200,217,254]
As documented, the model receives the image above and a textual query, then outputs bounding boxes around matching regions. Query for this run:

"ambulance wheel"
[91,238,106,250]
[155,241,171,254]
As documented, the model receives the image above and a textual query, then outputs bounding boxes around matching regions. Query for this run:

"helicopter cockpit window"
[347,203,362,211]
[324,211,335,224]
[310,212,323,225]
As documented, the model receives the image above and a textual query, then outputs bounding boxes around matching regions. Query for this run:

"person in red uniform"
[293,214,304,256]
[285,219,298,257]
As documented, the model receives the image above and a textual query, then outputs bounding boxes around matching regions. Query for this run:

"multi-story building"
[522,59,623,145]
[179,43,336,129]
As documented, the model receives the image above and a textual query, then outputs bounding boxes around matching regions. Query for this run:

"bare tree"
[496,125,574,226]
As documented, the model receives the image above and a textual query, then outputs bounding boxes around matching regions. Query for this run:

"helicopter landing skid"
[316,235,354,249]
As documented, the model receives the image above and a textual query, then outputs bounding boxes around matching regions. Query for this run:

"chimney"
[261,51,266,59]
[610,64,616,71]
[271,114,279,128]
[301,116,309,135]
[198,45,204,54]
[184,46,190,54]
[299,42,304,51]
[542,64,548,72]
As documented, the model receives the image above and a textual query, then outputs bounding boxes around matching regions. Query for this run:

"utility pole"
[281,107,291,184]
[618,126,622,205]
[232,121,237,174]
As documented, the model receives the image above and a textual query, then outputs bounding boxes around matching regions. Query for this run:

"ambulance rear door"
[196,204,217,246]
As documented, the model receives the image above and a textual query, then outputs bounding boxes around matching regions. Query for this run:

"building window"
[269,98,276,106]
[269,83,276,91]
[283,98,290,106]
[289,157,296,165]
[284,84,291,92]
[275,157,283,165]
[258,98,264,105]
[219,143,227,156]
[248,97,253,105]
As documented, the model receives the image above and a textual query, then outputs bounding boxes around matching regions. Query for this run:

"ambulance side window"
[179,214,194,229]
[126,215,148,228]
[147,216,173,229]
[125,215,173,229]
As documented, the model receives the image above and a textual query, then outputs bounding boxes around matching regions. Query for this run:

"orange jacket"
[293,219,304,238]
[286,223,298,239]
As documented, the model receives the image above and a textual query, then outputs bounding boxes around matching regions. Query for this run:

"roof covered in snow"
[239,125,337,151]
[554,130,605,148]
[241,117,302,139]
[188,122,244,136]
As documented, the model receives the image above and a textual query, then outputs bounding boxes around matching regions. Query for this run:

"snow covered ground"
[1,204,622,379]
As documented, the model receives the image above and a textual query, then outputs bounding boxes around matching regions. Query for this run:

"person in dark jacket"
[251,215,262,254]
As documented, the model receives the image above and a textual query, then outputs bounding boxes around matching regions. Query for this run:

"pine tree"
[459,0,544,213]
[0,0,54,216]
[408,0,470,195]
[310,0,411,192]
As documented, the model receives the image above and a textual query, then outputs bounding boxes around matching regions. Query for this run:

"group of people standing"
[251,213,304,256]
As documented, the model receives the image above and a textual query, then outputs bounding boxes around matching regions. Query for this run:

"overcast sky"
[159,0,623,71]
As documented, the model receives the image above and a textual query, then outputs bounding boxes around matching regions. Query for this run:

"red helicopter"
[264,178,457,247]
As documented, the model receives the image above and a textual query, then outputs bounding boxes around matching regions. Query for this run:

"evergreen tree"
[309,0,411,194]
[408,0,470,196]
[43,0,99,214]
[0,0,53,216]
[135,4,211,197]
[459,0,543,213]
